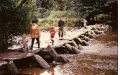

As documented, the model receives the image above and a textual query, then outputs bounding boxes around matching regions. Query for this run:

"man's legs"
[30,38,35,50]
[59,28,61,39]
[61,27,64,38]
[61,30,63,38]
[36,38,40,48]
[59,27,64,39]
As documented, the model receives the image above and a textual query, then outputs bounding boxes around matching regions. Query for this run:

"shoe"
[30,47,33,50]
[52,40,54,45]
[38,46,40,48]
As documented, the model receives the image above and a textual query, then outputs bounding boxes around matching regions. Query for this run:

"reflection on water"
[20,31,118,75]
[20,65,68,75]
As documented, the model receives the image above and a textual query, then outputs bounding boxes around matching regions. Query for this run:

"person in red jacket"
[50,25,56,45]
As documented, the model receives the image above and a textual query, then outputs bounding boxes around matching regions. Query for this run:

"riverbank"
[20,30,118,75]
[0,24,116,75]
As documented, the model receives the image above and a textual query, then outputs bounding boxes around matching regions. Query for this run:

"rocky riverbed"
[20,29,118,75]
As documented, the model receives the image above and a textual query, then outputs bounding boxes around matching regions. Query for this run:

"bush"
[65,19,77,27]
[38,18,78,30]
[0,0,34,51]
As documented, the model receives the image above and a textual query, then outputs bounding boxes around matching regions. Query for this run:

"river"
[20,31,118,75]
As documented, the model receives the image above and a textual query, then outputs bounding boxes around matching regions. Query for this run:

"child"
[50,26,56,45]
[19,34,29,52]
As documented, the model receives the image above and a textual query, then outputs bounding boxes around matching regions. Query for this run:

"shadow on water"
[20,31,118,75]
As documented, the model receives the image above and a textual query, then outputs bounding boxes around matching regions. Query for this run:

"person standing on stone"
[19,34,29,52]
[30,20,40,50]
[50,25,56,45]
[58,17,65,40]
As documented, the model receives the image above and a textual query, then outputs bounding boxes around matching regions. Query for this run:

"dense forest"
[0,0,118,51]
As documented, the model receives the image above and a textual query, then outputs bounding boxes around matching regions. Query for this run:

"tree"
[65,0,117,30]
[0,0,35,52]
[86,0,118,30]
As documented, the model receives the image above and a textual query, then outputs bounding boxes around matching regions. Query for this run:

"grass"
[37,11,82,30]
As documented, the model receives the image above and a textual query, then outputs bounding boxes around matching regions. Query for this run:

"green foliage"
[38,18,77,30]
[38,19,54,30]
[47,11,79,19]
[36,0,53,18]
[52,0,65,11]
[85,0,118,27]
[37,0,53,10]
[95,14,111,21]
[0,0,117,51]
[65,19,77,27]
[36,0,117,30]
[0,0,34,51]
[38,10,79,30]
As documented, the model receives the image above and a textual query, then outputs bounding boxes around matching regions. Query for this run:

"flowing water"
[20,31,118,75]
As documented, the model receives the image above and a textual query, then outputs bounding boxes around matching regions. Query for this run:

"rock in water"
[7,61,19,75]
[94,30,102,34]
[47,45,58,59]
[47,45,69,63]
[85,36,90,41]
[34,54,50,69]
[72,47,81,54]
[91,27,97,30]
[73,38,82,45]
[64,44,73,53]
[79,35,85,39]
[55,55,69,63]
[78,44,83,50]
[71,40,78,48]
[54,46,69,54]
[64,44,80,54]
[81,40,89,46]
[83,32,94,38]
[81,35,90,42]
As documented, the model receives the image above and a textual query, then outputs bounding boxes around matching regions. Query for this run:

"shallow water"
[20,31,118,75]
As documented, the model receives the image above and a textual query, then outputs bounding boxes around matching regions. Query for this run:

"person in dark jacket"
[58,18,65,40]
